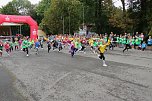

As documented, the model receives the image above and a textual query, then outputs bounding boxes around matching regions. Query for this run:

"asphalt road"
[0,63,26,101]
[0,46,152,101]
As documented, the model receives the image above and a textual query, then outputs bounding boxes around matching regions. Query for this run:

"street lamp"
[61,16,65,34]
[68,7,71,34]
[83,5,85,29]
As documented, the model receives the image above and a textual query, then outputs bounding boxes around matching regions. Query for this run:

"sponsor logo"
[5,16,10,21]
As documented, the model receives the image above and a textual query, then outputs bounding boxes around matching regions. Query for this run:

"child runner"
[123,35,131,53]
[98,39,110,66]
[19,39,22,49]
[0,40,3,57]
[35,40,40,54]
[70,41,75,57]
[9,41,14,53]
[141,41,147,51]
[14,40,19,50]
[22,38,29,56]
[47,40,51,53]
[58,40,63,52]
[4,41,10,56]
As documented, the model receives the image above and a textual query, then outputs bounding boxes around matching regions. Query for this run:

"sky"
[0,0,41,7]
[0,0,122,8]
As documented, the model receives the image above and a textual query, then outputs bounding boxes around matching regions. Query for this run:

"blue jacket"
[35,42,40,48]
[148,39,152,45]
[142,43,147,48]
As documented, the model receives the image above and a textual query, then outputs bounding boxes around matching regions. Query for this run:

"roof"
[0,22,23,26]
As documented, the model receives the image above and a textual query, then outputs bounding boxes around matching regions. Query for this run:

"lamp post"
[68,8,71,34]
[83,5,84,29]
[20,25,22,34]
[61,16,65,34]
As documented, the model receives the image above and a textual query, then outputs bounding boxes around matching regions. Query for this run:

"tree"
[78,0,114,34]
[127,0,152,33]
[36,0,51,24]
[0,2,19,15]
[120,0,126,12]
[42,0,82,34]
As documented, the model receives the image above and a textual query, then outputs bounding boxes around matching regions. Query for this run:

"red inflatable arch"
[0,14,38,40]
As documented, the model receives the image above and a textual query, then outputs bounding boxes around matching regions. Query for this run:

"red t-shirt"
[5,43,10,49]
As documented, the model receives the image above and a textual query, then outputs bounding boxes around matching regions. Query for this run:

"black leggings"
[99,53,105,60]
[15,46,18,50]
[48,45,51,53]
[10,46,13,52]
[123,44,131,52]
[23,48,29,54]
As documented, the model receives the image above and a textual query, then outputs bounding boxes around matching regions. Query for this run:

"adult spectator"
[147,36,152,46]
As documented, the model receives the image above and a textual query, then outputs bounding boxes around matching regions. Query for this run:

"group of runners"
[0,32,152,66]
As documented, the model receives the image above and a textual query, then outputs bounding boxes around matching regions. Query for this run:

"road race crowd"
[0,32,152,66]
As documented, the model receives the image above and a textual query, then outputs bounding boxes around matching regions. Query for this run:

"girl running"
[70,41,75,57]
[4,41,10,56]
[98,39,110,66]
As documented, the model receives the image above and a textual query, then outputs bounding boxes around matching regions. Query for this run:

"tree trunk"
[95,0,102,34]
[121,0,125,13]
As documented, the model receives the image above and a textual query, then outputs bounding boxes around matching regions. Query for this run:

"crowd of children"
[0,32,152,67]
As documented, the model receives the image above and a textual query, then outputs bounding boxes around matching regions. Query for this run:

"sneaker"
[103,60,107,66]
[103,64,107,67]
[26,54,29,57]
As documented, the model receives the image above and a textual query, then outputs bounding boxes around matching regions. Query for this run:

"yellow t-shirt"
[89,39,94,46]
[98,39,110,53]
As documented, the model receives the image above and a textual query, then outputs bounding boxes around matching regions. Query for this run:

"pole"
[69,8,71,34]
[20,25,21,34]
[63,17,65,34]
[83,5,84,29]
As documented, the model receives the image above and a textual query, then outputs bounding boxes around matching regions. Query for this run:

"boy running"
[35,40,40,54]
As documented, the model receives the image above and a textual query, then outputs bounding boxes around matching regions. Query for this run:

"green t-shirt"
[135,38,142,45]
[22,40,29,48]
[99,42,102,45]
[78,43,82,48]
[93,41,98,47]
[9,42,14,47]
[122,38,127,44]
[14,41,19,46]
[119,38,123,43]
[104,37,108,42]
[131,39,135,45]
[116,37,119,42]
[126,39,130,44]
[0,44,3,50]
[74,41,79,48]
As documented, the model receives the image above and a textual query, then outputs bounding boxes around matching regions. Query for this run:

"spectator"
[147,36,152,46]
[141,41,147,51]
